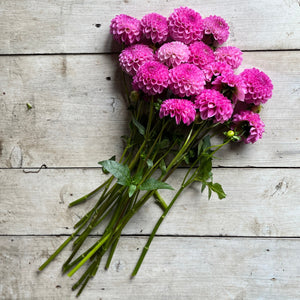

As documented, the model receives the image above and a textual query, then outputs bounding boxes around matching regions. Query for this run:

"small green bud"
[226,130,235,137]
[129,91,139,103]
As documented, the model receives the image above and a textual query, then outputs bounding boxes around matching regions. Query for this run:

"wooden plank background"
[0,1,300,299]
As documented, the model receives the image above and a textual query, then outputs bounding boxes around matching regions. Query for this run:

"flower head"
[119,44,155,76]
[168,7,204,44]
[188,41,215,69]
[159,99,196,125]
[240,68,273,105]
[141,13,169,44]
[110,14,142,45]
[156,41,190,68]
[202,61,232,82]
[203,15,229,46]
[232,110,265,144]
[215,46,243,69]
[194,89,233,123]
[132,61,169,95]
[212,71,246,103]
[169,63,205,97]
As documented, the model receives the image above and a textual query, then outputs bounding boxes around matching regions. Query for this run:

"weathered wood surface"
[1,236,300,300]
[0,0,300,54]
[0,51,299,168]
[1,0,300,299]
[1,168,299,237]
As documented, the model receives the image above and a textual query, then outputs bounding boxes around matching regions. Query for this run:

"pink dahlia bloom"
[188,41,215,69]
[168,7,204,44]
[159,99,196,125]
[156,41,190,68]
[240,68,273,105]
[203,15,229,46]
[169,63,205,97]
[119,44,154,76]
[212,71,246,103]
[232,110,265,144]
[202,61,232,82]
[110,14,142,45]
[215,46,243,69]
[194,89,233,123]
[141,13,169,44]
[132,61,169,95]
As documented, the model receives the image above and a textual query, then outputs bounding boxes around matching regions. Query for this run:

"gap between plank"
[0,49,299,57]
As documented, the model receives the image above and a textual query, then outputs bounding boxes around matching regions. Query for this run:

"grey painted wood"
[0,52,299,168]
[0,0,299,54]
[1,168,299,236]
[1,236,299,299]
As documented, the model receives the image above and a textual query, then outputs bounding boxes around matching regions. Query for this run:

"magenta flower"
[203,15,229,46]
[240,68,273,105]
[202,61,232,82]
[110,14,142,45]
[159,99,196,125]
[212,71,246,103]
[156,41,190,68]
[168,7,204,44]
[119,44,155,76]
[215,46,243,69]
[188,41,215,69]
[132,61,169,95]
[169,63,205,97]
[232,110,265,144]
[194,89,233,123]
[141,13,169,44]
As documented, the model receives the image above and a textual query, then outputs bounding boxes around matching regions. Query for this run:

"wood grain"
[0,52,299,168]
[1,168,299,237]
[1,236,299,299]
[0,0,299,54]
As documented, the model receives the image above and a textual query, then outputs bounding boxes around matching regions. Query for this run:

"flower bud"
[129,90,140,103]
[226,130,235,137]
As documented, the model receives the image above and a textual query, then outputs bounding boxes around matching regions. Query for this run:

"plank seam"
[2,234,300,239]
[0,49,299,56]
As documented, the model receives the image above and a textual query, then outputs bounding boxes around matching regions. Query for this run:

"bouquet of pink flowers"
[39,7,273,296]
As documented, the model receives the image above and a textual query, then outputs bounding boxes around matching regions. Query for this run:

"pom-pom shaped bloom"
[132,61,169,95]
[188,41,215,69]
[202,61,232,82]
[119,44,154,76]
[110,14,142,45]
[194,89,233,123]
[156,41,190,68]
[159,99,196,125]
[215,46,243,69]
[203,15,229,46]
[169,63,205,97]
[168,7,204,44]
[141,13,169,44]
[212,71,246,103]
[240,68,273,105]
[232,110,265,144]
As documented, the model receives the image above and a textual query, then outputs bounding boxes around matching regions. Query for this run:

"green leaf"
[198,135,211,155]
[146,159,153,169]
[101,156,116,174]
[128,184,137,197]
[98,160,131,186]
[140,178,174,191]
[157,139,170,149]
[207,182,226,199]
[208,188,212,200]
[195,154,212,181]
[201,182,207,193]
[132,168,143,185]
[159,159,167,176]
[132,117,145,136]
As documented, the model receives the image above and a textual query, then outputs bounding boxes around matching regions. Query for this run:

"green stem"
[131,186,185,277]
[153,191,167,211]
